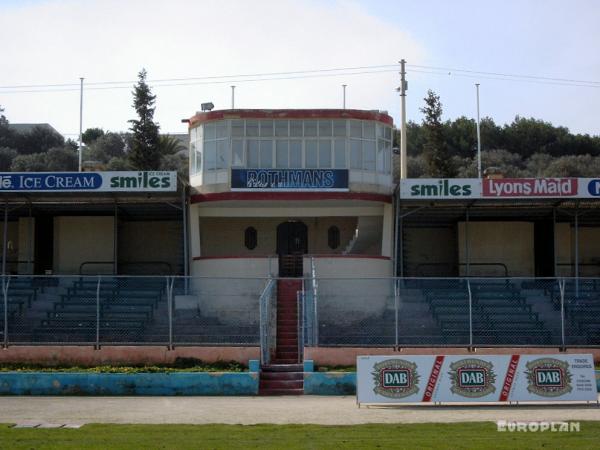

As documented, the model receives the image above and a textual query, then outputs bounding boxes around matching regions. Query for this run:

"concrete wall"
[0,372,259,396]
[198,217,358,257]
[0,221,20,274]
[53,216,115,274]
[576,227,600,276]
[403,227,457,276]
[17,217,34,275]
[458,221,534,277]
[119,221,182,274]
[555,223,572,277]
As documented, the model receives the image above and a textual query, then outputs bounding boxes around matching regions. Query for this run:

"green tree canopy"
[128,69,161,170]
[420,90,456,177]
[82,127,105,145]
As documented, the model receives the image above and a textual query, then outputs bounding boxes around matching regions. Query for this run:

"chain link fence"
[2,275,600,349]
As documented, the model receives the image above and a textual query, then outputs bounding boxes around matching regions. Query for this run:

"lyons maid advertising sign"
[0,171,177,193]
[357,354,597,405]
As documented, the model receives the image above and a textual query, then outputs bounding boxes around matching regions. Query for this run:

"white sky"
[1,0,599,138]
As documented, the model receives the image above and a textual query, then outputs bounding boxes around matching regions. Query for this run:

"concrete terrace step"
[263,364,303,372]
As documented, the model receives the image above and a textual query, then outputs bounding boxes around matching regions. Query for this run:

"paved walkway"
[1,396,600,425]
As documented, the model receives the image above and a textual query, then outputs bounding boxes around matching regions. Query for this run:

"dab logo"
[526,358,572,397]
[449,358,496,398]
[372,359,420,398]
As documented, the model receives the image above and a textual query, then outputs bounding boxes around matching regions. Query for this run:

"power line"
[0,68,399,94]
[409,68,600,89]
[408,64,600,86]
[0,64,399,90]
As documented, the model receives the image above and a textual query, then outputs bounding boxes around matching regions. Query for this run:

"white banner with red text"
[356,354,597,404]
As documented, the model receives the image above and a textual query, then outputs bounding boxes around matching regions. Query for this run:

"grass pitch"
[1,422,599,449]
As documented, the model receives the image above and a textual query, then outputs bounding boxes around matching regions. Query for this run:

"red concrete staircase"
[259,279,304,395]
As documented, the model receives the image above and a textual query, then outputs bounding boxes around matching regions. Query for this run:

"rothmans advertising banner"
[357,354,597,405]
[231,168,349,191]
[0,171,177,193]
[400,177,600,199]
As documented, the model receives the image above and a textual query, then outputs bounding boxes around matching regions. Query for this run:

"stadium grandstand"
[1,109,599,395]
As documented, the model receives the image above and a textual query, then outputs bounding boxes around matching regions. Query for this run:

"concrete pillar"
[381,203,393,258]
[18,217,35,275]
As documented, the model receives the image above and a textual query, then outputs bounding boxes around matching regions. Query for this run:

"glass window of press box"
[190,119,393,177]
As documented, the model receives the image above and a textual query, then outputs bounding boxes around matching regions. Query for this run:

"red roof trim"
[188,109,393,127]
[190,191,392,204]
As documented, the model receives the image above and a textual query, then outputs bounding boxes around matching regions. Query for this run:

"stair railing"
[259,277,276,365]
[310,257,318,346]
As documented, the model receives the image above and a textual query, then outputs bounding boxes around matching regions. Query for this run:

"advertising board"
[399,178,481,199]
[231,168,348,191]
[357,354,597,405]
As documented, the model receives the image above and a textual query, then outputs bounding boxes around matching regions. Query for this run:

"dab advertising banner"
[357,354,597,405]
[0,171,177,193]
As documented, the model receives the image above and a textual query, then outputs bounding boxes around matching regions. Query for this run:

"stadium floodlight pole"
[231,85,235,109]
[399,60,407,179]
[78,77,84,172]
[342,84,347,109]
[476,83,482,178]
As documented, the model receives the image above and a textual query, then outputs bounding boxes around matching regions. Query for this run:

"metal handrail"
[416,262,509,278]
[310,257,318,346]
[259,278,275,365]
[79,260,174,275]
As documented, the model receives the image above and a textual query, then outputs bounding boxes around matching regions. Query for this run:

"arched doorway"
[276,221,307,276]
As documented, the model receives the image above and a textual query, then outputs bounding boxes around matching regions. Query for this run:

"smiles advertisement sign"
[0,171,177,192]
[400,179,481,199]
[357,354,597,405]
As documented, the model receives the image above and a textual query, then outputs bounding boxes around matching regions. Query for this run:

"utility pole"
[475,83,482,178]
[231,85,236,109]
[78,77,84,172]
[399,60,407,179]
[342,84,347,109]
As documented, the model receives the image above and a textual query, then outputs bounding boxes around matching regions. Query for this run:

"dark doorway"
[534,220,555,277]
[277,221,308,277]
[35,216,54,274]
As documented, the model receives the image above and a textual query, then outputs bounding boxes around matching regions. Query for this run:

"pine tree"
[128,69,161,170]
[420,90,456,177]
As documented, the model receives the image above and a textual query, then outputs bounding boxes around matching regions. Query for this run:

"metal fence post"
[559,278,566,350]
[3,275,9,348]
[167,276,174,350]
[467,279,473,350]
[95,275,101,349]
[394,278,399,349]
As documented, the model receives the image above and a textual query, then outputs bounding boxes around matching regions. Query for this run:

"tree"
[420,90,455,177]
[0,147,17,171]
[82,128,105,145]
[86,132,126,163]
[128,69,161,170]
[16,125,64,154]
[0,105,16,149]
[11,153,48,171]
[46,147,78,171]
[159,135,186,155]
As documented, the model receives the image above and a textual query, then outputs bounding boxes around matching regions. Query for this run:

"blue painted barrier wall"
[0,372,258,396]
[304,372,356,395]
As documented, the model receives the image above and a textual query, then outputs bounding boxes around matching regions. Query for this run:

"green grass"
[0,422,599,449]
